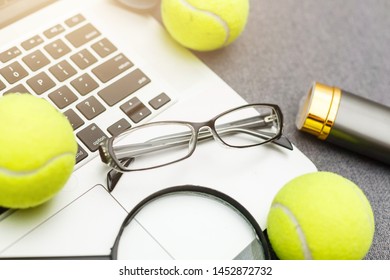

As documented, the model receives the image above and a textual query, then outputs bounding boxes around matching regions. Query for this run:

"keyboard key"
[91,38,117,58]
[75,144,88,164]
[27,72,55,95]
[48,86,78,109]
[21,35,44,51]
[0,79,5,91]
[65,14,86,28]
[43,24,65,39]
[149,92,171,110]
[0,46,21,63]
[22,50,50,71]
[76,95,106,120]
[0,61,28,84]
[98,69,151,106]
[77,123,108,152]
[63,108,84,130]
[3,84,30,95]
[107,118,131,136]
[44,39,71,59]
[49,60,77,82]
[65,23,101,48]
[92,53,133,83]
[71,73,99,96]
[120,97,151,123]
[70,49,97,70]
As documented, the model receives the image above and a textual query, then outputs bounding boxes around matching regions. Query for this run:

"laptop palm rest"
[0,185,129,257]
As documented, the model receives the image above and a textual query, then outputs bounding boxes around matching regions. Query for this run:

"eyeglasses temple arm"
[114,115,292,159]
[215,115,293,150]
[107,157,134,192]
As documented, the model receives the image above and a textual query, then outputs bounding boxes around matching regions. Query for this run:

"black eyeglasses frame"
[99,103,292,191]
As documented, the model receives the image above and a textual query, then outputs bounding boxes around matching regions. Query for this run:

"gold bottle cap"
[296,82,341,140]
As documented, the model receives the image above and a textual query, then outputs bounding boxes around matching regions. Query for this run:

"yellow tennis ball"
[161,0,249,51]
[0,94,77,209]
[267,172,375,260]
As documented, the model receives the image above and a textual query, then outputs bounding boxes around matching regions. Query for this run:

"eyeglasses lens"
[112,123,195,171]
[214,105,280,147]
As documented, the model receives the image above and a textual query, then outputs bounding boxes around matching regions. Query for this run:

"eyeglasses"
[99,103,293,191]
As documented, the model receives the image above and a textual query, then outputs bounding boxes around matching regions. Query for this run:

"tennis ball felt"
[267,172,375,260]
[0,94,77,209]
[161,0,249,51]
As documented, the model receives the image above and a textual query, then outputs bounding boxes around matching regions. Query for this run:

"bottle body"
[296,82,390,165]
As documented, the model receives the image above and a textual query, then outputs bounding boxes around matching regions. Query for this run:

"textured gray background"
[151,0,390,259]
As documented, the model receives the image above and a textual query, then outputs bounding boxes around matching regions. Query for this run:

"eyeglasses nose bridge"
[193,123,226,147]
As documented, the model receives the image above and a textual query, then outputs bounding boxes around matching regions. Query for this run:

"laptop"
[0,0,317,259]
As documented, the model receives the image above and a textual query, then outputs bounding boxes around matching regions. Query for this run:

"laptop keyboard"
[0,13,172,167]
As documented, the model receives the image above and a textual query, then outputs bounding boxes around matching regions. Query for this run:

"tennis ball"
[161,0,249,51]
[267,172,375,260]
[0,94,77,209]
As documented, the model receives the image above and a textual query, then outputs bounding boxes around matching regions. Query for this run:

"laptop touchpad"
[1,185,127,258]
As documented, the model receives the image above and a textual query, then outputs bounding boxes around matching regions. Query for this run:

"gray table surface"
[151,0,390,260]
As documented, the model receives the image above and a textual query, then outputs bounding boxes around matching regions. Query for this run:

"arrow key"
[107,118,131,136]
[120,97,151,123]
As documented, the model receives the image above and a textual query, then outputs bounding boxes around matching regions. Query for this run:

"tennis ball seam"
[0,152,75,177]
[180,0,230,45]
[272,202,313,259]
